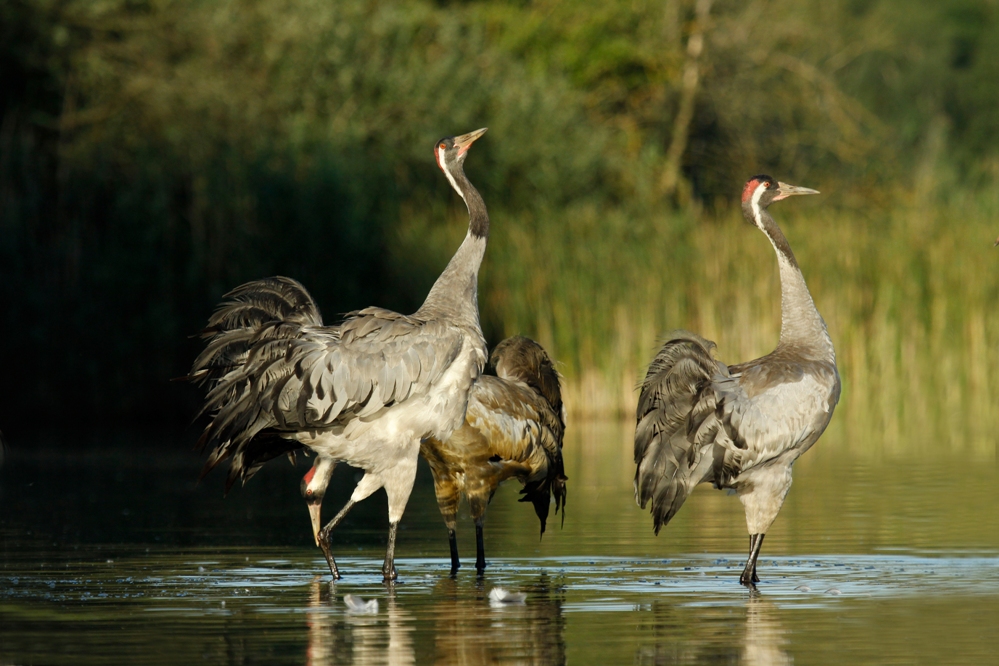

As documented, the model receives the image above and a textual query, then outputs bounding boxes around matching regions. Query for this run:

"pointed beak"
[453,127,488,155]
[308,501,323,547]
[774,181,820,201]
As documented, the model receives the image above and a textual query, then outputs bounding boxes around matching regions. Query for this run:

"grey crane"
[300,335,567,574]
[421,335,567,573]
[187,128,490,581]
[634,175,840,587]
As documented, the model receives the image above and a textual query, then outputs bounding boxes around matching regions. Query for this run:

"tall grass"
[402,188,999,454]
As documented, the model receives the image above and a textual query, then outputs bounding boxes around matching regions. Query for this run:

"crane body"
[188,128,490,581]
[635,176,840,586]
[421,335,567,572]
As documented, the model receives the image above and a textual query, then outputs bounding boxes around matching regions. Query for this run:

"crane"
[187,128,490,581]
[634,175,840,586]
[421,335,567,573]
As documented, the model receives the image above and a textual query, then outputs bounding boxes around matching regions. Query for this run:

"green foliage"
[1,0,998,443]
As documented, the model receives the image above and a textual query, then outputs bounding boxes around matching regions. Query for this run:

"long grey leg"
[740,533,765,586]
[382,521,399,582]
[448,527,460,575]
[318,499,357,580]
[474,520,486,574]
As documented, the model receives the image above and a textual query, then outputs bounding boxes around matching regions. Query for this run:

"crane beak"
[453,127,488,156]
[774,182,819,201]
[308,501,323,547]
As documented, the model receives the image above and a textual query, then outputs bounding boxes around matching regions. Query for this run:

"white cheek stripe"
[439,146,466,202]
[751,182,767,228]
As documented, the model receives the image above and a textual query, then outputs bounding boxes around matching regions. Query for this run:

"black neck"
[453,167,489,238]
[759,210,798,270]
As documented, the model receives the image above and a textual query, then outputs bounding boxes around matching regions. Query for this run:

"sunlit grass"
[399,189,999,454]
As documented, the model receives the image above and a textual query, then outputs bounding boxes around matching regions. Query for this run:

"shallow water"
[2,423,997,664]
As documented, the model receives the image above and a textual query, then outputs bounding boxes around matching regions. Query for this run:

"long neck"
[757,210,834,360]
[417,166,488,327]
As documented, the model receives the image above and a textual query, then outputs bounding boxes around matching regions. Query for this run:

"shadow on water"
[1,425,998,664]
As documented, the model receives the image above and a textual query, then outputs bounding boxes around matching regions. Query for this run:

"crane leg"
[447,527,461,574]
[740,533,765,586]
[382,521,399,582]
[474,519,486,574]
[318,498,357,580]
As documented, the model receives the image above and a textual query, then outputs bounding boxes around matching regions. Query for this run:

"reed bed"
[406,189,999,455]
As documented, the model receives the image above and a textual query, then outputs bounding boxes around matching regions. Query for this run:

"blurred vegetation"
[1,0,998,449]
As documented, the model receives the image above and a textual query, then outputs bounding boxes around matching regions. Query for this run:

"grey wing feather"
[200,311,463,478]
[634,331,729,534]
[191,279,468,488]
[187,276,325,387]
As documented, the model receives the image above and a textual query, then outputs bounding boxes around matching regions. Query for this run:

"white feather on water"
[489,587,527,605]
[343,594,378,614]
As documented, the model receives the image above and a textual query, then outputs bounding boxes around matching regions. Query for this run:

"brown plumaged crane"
[422,335,567,573]
[634,175,840,587]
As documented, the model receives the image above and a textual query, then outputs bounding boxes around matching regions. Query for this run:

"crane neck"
[416,166,488,329]
[756,209,835,362]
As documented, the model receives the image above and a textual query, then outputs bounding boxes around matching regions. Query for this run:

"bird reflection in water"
[636,592,790,665]
[305,579,415,666]
[742,595,791,666]
[428,573,567,665]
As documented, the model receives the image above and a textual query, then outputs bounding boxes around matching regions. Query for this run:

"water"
[2,423,997,664]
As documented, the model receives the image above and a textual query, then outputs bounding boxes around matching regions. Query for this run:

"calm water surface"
[1,422,997,664]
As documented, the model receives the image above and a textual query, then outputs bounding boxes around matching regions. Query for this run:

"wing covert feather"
[634,331,728,533]
[193,280,471,485]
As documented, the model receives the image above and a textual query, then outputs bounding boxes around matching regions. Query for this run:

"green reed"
[402,189,999,454]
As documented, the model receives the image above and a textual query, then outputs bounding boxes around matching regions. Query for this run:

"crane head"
[741,175,819,227]
[301,458,336,547]
[435,128,487,178]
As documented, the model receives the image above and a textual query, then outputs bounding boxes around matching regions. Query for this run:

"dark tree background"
[2,0,998,435]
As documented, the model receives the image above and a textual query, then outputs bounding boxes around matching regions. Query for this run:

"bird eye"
[763,181,771,188]
[438,142,447,150]
[306,489,313,496]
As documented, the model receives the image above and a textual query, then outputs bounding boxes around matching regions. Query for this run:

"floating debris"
[825,588,842,595]
[344,594,378,614]
[794,585,811,592]
[489,587,527,605]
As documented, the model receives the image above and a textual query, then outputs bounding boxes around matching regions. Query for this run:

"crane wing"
[634,331,732,533]
[187,276,325,386]
[635,333,841,533]
[194,285,470,486]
